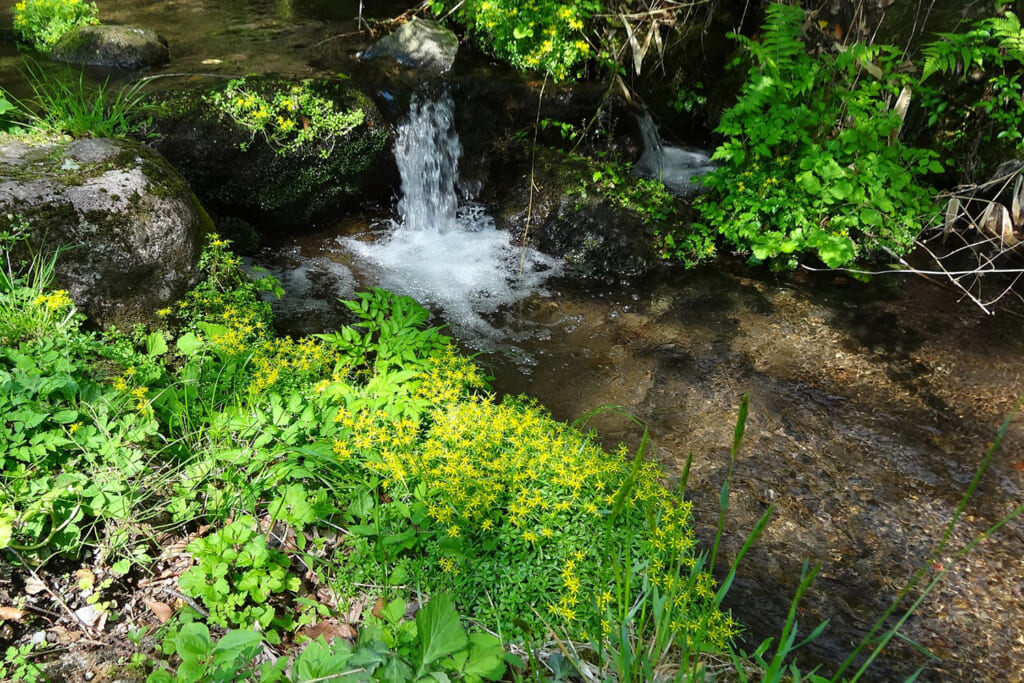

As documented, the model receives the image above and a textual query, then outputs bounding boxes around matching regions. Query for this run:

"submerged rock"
[362,18,459,72]
[51,25,170,68]
[0,135,209,329]
[143,77,391,235]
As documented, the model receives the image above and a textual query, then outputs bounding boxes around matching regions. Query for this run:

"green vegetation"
[919,7,1024,175]
[659,3,942,269]
[207,78,366,158]
[0,228,736,679]
[426,0,600,81]
[19,61,150,138]
[13,0,99,52]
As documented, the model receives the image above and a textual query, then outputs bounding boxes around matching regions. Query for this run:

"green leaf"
[146,332,168,356]
[175,622,212,662]
[51,409,78,424]
[416,594,468,674]
[513,24,533,39]
[211,629,264,669]
[814,234,856,268]
[463,632,506,680]
[176,332,204,356]
[797,171,821,194]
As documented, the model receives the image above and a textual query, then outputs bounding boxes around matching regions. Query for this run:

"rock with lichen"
[0,135,209,329]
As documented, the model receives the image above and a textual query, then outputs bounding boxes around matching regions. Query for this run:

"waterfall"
[633,110,717,197]
[343,87,561,343]
[394,92,462,234]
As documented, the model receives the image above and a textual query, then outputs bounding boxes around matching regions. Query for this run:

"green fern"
[756,2,807,77]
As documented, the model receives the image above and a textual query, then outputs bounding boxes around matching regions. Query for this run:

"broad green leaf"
[416,594,468,673]
[51,409,78,424]
[176,332,204,356]
[814,234,856,268]
[211,629,264,668]
[463,632,506,680]
[175,622,212,662]
[146,331,168,356]
[797,171,821,194]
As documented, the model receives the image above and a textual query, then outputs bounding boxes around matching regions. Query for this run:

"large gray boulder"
[0,135,210,329]
[51,25,170,69]
[362,18,459,72]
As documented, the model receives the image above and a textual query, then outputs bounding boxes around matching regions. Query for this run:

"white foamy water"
[633,110,717,196]
[344,88,561,342]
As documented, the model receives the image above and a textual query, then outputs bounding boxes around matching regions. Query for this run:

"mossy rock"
[51,25,170,68]
[141,77,392,236]
[0,134,210,329]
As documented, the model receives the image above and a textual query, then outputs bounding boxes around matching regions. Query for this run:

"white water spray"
[344,88,561,342]
[633,110,717,197]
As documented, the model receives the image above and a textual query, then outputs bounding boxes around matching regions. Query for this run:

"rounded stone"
[51,25,170,69]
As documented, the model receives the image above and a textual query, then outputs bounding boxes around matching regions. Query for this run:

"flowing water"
[340,87,561,339]
[633,110,718,197]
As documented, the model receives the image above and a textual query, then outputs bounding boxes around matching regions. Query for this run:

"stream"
[4,0,1022,678]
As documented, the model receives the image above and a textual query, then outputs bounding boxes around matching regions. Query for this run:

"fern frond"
[758,2,806,76]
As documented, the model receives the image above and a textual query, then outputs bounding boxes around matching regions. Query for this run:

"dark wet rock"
[0,135,209,329]
[362,17,459,72]
[485,146,667,279]
[50,25,170,68]
[142,77,391,236]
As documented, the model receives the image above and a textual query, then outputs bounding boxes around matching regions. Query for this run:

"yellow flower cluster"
[33,289,72,312]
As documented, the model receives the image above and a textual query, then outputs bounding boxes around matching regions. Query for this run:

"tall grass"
[20,59,149,138]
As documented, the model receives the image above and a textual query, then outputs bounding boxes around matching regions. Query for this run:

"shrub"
[662,3,941,269]
[426,0,600,81]
[206,79,365,158]
[13,0,99,52]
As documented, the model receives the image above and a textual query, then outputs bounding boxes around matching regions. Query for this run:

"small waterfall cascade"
[344,87,561,342]
[633,110,717,197]
[394,93,462,234]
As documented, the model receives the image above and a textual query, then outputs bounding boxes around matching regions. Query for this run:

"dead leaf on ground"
[299,619,357,643]
[24,577,47,595]
[144,599,174,623]
[0,607,24,622]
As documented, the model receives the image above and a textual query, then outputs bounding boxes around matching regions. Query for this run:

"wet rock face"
[143,77,392,236]
[50,25,170,69]
[0,136,208,329]
[483,146,662,279]
[362,17,459,72]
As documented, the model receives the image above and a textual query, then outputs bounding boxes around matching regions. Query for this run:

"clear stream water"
[6,0,1022,677]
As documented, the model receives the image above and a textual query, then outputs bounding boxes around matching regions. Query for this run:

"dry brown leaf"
[371,596,387,619]
[0,607,24,622]
[144,599,174,624]
[24,577,47,595]
[299,619,357,643]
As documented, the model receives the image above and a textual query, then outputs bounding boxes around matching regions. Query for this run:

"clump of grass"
[20,60,149,138]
